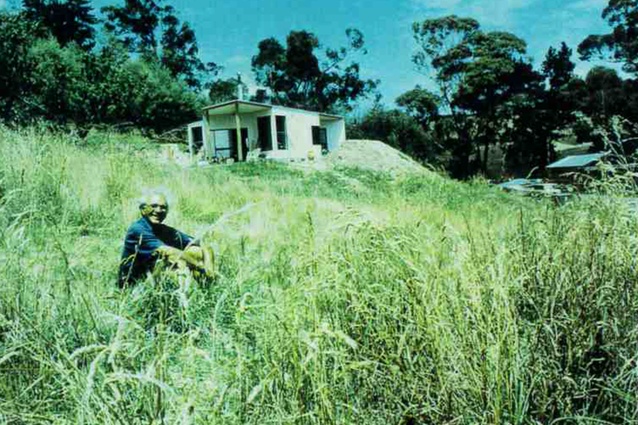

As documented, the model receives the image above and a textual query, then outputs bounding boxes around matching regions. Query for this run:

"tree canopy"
[251,29,378,112]
[23,0,96,50]
[411,15,541,176]
[103,0,218,89]
[578,0,638,74]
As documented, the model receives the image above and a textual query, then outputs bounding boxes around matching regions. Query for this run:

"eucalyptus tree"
[579,0,638,75]
[412,15,540,176]
[102,0,218,89]
[251,29,378,112]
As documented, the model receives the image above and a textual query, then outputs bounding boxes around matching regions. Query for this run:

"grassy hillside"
[1,126,638,424]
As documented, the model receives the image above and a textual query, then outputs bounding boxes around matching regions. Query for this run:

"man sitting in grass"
[118,190,214,287]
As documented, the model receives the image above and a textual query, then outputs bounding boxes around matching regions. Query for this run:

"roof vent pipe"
[237,72,243,101]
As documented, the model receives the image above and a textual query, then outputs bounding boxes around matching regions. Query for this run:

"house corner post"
[234,102,243,161]
[203,110,212,159]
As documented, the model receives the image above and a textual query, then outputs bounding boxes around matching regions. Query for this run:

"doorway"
[257,116,272,151]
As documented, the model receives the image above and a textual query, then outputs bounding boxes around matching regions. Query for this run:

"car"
[496,178,574,201]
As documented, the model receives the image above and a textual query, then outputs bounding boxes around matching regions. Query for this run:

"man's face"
[141,194,168,225]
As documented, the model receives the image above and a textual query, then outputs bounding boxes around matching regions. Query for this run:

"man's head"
[139,191,169,225]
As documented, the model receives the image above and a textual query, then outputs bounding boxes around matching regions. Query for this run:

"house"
[187,100,346,162]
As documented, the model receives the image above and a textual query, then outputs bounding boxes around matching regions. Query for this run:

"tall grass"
[1,125,638,423]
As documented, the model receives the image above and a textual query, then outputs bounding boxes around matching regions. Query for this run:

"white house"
[187,99,346,162]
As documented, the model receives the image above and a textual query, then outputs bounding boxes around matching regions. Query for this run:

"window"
[213,130,231,158]
[275,115,287,150]
[213,128,249,160]
[191,126,203,143]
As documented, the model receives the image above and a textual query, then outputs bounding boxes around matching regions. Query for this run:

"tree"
[102,0,217,89]
[22,0,96,50]
[578,0,638,75]
[543,42,575,90]
[512,42,580,171]
[395,86,439,127]
[159,9,219,89]
[0,11,38,122]
[348,107,439,164]
[411,16,479,178]
[412,16,540,176]
[584,66,625,118]
[208,77,248,104]
[27,38,91,125]
[22,0,97,50]
[86,40,200,132]
[251,29,378,112]
[102,0,164,55]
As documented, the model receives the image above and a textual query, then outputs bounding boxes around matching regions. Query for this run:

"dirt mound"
[326,139,428,176]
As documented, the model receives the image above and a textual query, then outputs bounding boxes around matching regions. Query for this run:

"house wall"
[201,104,345,161]
[320,118,346,152]
[206,113,260,157]
[263,106,316,160]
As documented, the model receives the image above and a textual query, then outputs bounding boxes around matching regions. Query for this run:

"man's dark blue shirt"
[118,217,194,286]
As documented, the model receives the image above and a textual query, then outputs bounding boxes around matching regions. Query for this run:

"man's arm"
[153,225,215,277]
[155,245,202,269]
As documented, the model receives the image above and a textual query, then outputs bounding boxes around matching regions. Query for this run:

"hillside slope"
[327,139,428,175]
[1,127,637,424]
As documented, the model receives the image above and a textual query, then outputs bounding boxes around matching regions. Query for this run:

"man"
[118,191,214,287]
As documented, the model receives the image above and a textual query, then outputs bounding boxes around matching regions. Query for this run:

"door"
[312,126,328,152]
[257,116,272,151]
[230,128,249,161]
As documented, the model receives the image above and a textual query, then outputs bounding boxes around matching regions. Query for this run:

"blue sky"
[162,0,612,108]
[5,0,615,108]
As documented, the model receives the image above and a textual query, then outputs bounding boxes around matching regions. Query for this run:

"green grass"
[1,125,638,424]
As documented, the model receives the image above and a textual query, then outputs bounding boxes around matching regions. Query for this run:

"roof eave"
[202,99,273,112]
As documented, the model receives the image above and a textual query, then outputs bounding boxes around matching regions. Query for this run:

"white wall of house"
[200,102,345,161]
[207,113,260,158]
[321,118,346,152]
[267,106,320,160]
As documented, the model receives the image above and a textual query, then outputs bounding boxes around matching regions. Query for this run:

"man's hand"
[155,245,215,277]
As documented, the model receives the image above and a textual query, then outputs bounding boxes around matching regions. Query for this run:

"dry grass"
[1,125,637,424]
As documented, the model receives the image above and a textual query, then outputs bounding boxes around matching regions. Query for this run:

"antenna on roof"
[237,72,243,101]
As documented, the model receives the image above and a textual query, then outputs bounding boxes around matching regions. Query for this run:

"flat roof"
[202,99,343,120]
[547,153,606,169]
[203,100,271,115]
[319,113,342,121]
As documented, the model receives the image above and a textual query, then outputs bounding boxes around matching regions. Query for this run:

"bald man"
[118,192,214,287]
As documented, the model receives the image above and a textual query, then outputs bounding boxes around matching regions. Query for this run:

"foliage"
[543,42,575,90]
[102,0,219,89]
[578,0,638,75]
[26,38,91,125]
[504,43,577,174]
[22,0,97,50]
[0,12,37,122]
[395,85,439,126]
[251,29,378,112]
[0,7,201,133]
[347,107,440,164]
[411,16,542,176]
[2,127,638,423]
[208,77,248,104]
[582,66,627,119]
[102,0,166,54]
